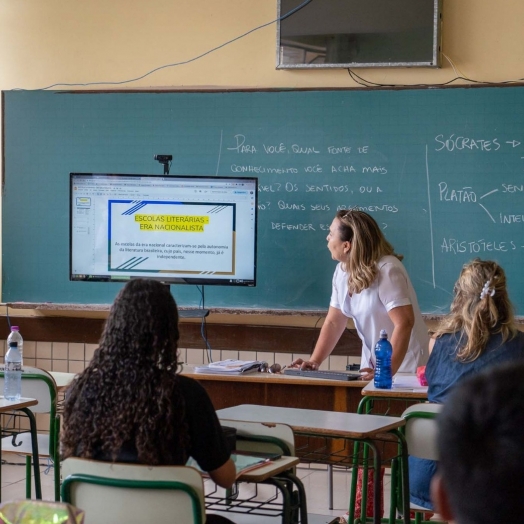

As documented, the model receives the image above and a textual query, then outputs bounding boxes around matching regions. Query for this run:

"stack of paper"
[194,359,262,375]
[392,374,428,390]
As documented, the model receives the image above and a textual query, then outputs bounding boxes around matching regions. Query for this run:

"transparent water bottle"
[7,326,23,368]
[4,341,22,400]
[374,329,392,389]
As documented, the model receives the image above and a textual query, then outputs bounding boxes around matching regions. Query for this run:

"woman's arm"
[291,306,349,370]
[208,457,236,488]
[388,304,415,375]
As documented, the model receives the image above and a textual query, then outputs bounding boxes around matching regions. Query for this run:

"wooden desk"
[359,374,428,414]
[216,404,409,524]
[0,397,39,501]
[182,365,368,413]
[236,456,299,482]
[207,456,304,524]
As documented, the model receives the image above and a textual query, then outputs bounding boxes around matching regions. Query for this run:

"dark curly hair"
[61,279,189,465]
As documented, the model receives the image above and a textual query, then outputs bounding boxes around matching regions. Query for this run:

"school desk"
[0,397,39,501]
[216,404,409,524]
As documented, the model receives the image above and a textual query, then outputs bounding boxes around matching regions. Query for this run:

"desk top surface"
[236,456,300,482]
[182,365,368,388]
[218,404,404,438]
[361,374,428,399]
[0,397,38,412]
[49,371,77,391]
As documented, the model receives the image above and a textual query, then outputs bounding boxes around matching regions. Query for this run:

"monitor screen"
[70,173,258,286]
[277,0,442,68]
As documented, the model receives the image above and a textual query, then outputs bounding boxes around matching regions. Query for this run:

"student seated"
[410,259,524,509]
[431,362,524,524]
[61,279,236,524]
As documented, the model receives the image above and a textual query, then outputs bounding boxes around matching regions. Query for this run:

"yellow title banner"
[134,214,209,233]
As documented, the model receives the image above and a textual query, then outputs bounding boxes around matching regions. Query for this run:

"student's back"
[426,330,524,403]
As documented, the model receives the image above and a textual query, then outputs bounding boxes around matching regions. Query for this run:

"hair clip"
[480,279,495,300]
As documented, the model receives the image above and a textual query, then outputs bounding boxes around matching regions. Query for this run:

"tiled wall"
[0,340,98,374]
[0,341,361,435]
[1,342,362,372]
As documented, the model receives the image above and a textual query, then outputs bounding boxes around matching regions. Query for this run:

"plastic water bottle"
[374,329,392,389]
[7,326,23,368]
[4,341,22,400]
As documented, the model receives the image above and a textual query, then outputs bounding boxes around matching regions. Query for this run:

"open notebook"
[187,452,273,479]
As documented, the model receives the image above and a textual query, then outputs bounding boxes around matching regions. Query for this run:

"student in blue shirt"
[410,259,524,510]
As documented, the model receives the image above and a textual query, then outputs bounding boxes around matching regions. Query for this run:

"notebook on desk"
[283,369,361,381]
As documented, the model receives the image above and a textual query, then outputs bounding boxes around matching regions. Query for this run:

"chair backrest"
[0,366,57,415]
[401,403,442,461]
[61,457,205,524]
[220,418,295,456]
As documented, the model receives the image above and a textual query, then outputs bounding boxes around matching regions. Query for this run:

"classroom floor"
[0,456,395,523]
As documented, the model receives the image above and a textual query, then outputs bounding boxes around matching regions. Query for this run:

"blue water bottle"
[374,329,392,389]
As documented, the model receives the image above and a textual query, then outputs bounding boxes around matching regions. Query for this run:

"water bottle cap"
[11,326,19,331]
[380,329,388,338]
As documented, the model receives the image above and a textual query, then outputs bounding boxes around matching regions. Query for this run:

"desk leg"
[392,430,410,524]
[357,396,374,415]
[20,407,41,500]
[278,470,308,524]
[348,439,382,524]
[265,477,293,524]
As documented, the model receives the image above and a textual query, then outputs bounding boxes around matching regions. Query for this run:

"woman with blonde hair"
[410,258,524,510]
[292,209,428,379]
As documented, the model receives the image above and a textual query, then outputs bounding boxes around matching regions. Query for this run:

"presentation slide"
[108,201,236,274]
[70,174,257,285]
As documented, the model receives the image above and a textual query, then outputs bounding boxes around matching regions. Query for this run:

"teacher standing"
[292,209,428,379]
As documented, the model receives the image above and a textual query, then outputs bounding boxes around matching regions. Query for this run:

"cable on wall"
[18,0,314,91]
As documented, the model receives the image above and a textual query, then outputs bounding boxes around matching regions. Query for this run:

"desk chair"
[0,367,60,500]
[399,403,444,524]
[220,419,307,524]
[61,457,205,524]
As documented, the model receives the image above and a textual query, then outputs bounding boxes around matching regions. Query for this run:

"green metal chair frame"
[61,459,205,524]
[0,367,60,500]
[62,474,203,524]
[397,404,444,524]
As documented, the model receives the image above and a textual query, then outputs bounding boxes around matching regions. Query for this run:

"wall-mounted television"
[277,0,442,69]
[70,173,258,286]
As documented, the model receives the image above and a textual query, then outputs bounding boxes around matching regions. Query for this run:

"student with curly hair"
[410,259,524,510]
[61,279,235,523]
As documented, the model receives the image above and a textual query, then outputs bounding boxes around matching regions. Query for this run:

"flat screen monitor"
[277,0,442,68]
[70,173,258,286]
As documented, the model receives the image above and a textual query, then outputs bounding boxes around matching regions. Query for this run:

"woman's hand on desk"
[290,358,320,370]
[359,367,375,381]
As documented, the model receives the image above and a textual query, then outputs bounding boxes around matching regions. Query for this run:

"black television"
[277,0,442,68]
[70,173,258,286]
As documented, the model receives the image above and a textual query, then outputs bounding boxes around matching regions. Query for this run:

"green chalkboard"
[3,88,524,314]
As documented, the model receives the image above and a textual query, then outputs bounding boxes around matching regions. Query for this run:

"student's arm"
[388,304,415,375]
[208,457,236,488]
[291,306,348,370]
